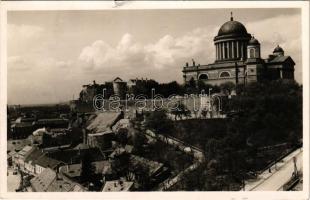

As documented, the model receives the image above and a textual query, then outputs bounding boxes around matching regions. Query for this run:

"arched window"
[219,71,231,78]
[199,74,209,80]
[250,48,255,58]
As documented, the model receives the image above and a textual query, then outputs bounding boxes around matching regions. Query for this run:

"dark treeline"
[130,79,235,98]
[143,79,302,191]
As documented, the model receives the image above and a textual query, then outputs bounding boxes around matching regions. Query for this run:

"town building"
[102,179,134,192]
[182,13,295,86]
[30,168,86,192]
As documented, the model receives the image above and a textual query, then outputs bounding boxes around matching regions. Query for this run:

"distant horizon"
[8,8,302,105]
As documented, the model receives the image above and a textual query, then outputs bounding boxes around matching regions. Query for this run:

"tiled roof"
[60,160,111,178]
[48,148,105,164]
[24,148,44,162]
[30,168,86,192]
[46,178,76,192]
[30,168,56,192]
[7,139,32,152]
[12,122,33,128]
[267,56,290,63]
[8,151,17,157]
[70,184,86,192]
[87,112,121,133]
[102,180,133,192]
[17,145,34,158]
[33,155,62,169]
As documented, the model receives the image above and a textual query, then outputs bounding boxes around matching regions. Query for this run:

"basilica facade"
[182,14,295,86]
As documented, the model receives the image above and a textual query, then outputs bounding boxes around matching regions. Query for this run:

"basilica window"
[250,48,255,58]
[219,71,231,78]
[199,74,209,80]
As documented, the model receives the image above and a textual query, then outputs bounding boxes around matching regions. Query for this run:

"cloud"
[78,27,216,82]
[78,14,301,84]
[246,14,302,82]
[8,12,302,105]
[79,33,146,71]
[8,24,44,41]
[55,60,73,69]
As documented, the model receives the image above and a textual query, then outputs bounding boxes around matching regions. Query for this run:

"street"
[244,148,303,191]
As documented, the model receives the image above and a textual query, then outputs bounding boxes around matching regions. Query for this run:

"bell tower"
[247,36,260,59]
[245,36,264,83]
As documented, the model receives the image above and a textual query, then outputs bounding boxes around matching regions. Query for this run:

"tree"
[131,164,151,190]
[132,132,147,154]
[219,82,235,95]
[170,102,191,120]
[144,110,174,135]
[117,128,128,145]
[205,138,221,160]
[228,80,302,147]
[80,152,96,183]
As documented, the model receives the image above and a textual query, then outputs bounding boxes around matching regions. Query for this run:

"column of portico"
[215,44,218,60]
[217,43,219,60]
[218,44,220,60]
[228,41,231,59]
[220,42,222,59]
[241,42,244,59]
[236,41,239,58]
[232,41,235,58]
[224,42,228,59]
[221,42,225,59]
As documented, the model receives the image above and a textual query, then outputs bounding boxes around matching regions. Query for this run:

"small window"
[219,71,231,78]
[250,48,255,58]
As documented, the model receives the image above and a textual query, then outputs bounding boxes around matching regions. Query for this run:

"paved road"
[245,148,303,191]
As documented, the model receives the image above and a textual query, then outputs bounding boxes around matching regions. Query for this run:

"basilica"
[182,13,295,86]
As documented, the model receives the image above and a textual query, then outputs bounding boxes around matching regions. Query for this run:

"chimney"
[186,62,189,67]
[192,59,195,67]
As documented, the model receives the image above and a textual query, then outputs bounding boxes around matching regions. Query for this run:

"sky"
[7,8,302,105]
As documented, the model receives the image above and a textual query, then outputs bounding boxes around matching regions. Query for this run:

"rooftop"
[24,148,44,163]
[267,55,291,64]
[30,168,56,192]
[48,148,105,164]
[33,154,62,169]
[87,112,121,133]
[16,145,34,157]
[7,138,32,152]
[60,160,112,178]
[102,180,133,192]
[30,168,86,192]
